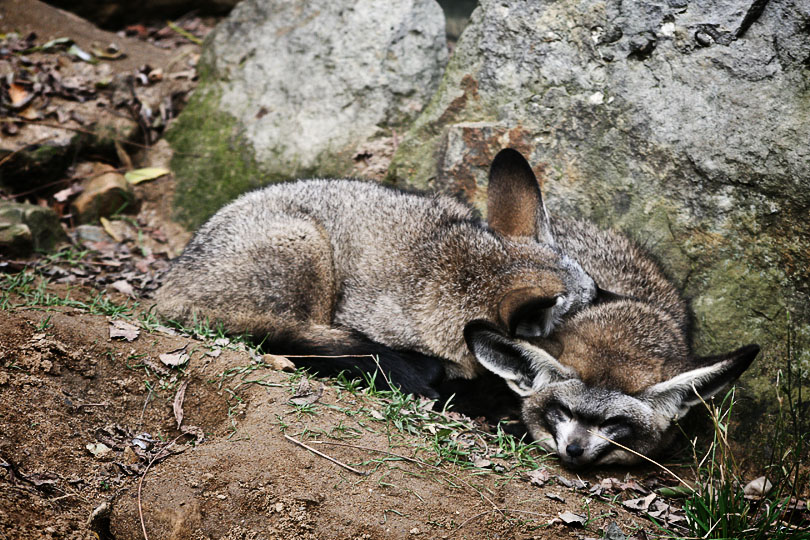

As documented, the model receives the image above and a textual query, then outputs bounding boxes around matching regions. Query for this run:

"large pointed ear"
[464,319,574,396]
[486,148,554,244]
[640,344,760,420]
[497,287,560,338]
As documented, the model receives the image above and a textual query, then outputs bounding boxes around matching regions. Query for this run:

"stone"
[388,0,810,442]
[167,0,448,227]
[0,201,68,256]
[71,163,137,223]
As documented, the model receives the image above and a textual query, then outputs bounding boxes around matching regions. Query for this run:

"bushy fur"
[155,150,596,387]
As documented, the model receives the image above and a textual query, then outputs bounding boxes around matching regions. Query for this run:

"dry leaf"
[558,511,586,527]
[110,279,136,298]
[160,345,189,367]
[527,469,551,487]
[109,320,140,341]
[125,167,170,185]
[623,492,657,512]
[290,377,323,406]
[545,492,565,503]
[173,380,189,429]
[99,217,122,242]
[8,83,30,107]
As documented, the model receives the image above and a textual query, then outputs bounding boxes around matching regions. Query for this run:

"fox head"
[463,305,759,468]
[486,148,595,338]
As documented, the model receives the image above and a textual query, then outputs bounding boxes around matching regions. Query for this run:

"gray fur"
[156,151,596,380]
[465,218,759,467]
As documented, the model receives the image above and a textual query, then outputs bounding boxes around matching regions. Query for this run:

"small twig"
[138,435,185,540]
[454,508,552,532]
[0,118,156,150]
[305,440,502,513]
[138,387,153,427]
[166,21,203,45]
[587,430,693,491]
[284,435,368,476]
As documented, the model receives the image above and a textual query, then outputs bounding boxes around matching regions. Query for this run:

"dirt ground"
[1,291,684,540]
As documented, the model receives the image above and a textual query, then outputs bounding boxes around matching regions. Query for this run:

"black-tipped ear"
[497,287,559,338]
[464,319,573,396]
[641,344,760,419]
[487,148,554,244]
[593,285,627,306]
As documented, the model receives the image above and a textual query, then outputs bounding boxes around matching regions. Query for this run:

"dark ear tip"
[463,319,502,346]
[490,148,533,175]
[740,344,761,361]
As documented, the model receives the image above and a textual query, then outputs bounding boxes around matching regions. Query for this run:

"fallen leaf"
[160,345,189,367]
[472,457,492,468]
[558,511,586,527]
[86,442,112,458]
[656,485,692,498]
[527,469,551,487]
[109,320,140,341]
[110,279,136,298]
[39,37,72,51]
[67,44,97,63]
[545,492,565,503]
[8,83,31,108]
[125,167,170,185]
[173,380,189,429]
[290,377,323,406]
[99,217,122,242]
[623,492,657,512]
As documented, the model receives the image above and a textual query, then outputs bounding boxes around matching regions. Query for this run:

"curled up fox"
[155,148,758,467]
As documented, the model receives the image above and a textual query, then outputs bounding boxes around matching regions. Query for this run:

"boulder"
[388,0,810,435]
[167,0,448,227]
[0,202,68,256]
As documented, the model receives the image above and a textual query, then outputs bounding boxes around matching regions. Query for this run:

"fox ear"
[593,285,627,305]
[641,344,760,419]
[497,287,560,338]
[487,148,554,245]
[464,319,574,396]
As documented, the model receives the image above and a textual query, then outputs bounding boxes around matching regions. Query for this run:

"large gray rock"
[168,0,448,227]
[389,0,810,433]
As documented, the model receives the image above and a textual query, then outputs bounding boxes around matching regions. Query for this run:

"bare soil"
[0,297,670,540]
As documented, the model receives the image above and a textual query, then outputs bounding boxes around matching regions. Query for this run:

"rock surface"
[0,201,67,255]
[71,163,136,223]
[388,0,810,422]
[168,0,448,226]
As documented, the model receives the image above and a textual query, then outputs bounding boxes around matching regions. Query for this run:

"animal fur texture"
[465,217,759,467]
[155,150,596,393]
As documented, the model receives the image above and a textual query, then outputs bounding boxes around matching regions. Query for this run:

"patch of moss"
[166,86,269,229]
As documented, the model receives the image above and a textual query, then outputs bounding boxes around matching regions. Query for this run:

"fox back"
[155,150,596,390]
[465,218,759,467]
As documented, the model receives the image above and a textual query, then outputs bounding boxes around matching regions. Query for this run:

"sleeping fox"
[155,149,598,395]
[464,217,759,467]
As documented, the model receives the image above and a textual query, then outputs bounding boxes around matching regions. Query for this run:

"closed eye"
[600,416,631,430]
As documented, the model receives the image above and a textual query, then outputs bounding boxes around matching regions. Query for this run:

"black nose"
[566,443,584,457]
